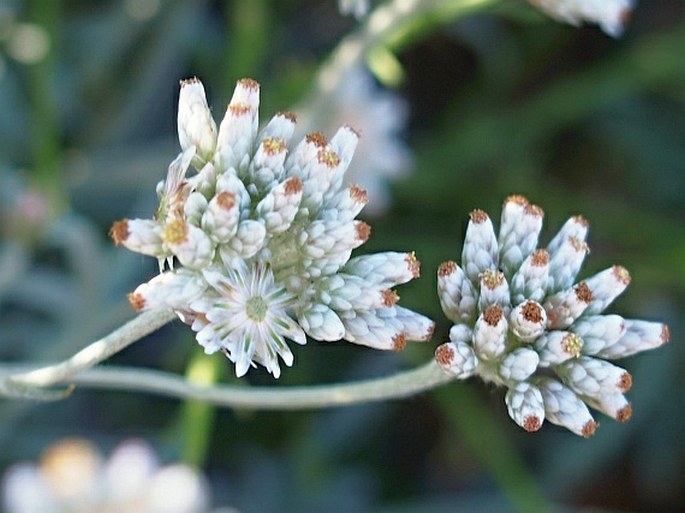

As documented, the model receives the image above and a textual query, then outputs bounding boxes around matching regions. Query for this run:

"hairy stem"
[1,359,454,409]
[6,308,176,390]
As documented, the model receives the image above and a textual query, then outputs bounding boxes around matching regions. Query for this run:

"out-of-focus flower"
[296,65,412,215]
[338,0,370,19]
[435,196,669,436]
[1,438,236,513]
[527,0,635,37]
[0,172,52,245]
[110,77,433,378]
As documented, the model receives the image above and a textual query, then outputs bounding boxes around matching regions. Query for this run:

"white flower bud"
[323,126,359,200]
[547,236,589,293]
[498,196,544,279]
[478,269,511,314]
[342,251,420,289]
[249,135,289,191]
[221,219,267,260]
[435,342,478,379]
[388,306,435,342]
[594,319,670,359]
[535,331,583,367]
[298,303,345,341]
[505,381,545,432]
[338,308,406,350]
[321,184,368,224]
[537,377,597,437]
[583,265,631,315]
[510,248,549,304]
[128,269,207,312]
[255,177,303,234]
[110,218,165,258]
[177,77,217,166]
[449,323,473,344]
[509,300,547,342]
[499,347,539,382]
[216,78,260,173]
[202,191,240,243]
[543,281,593,329]
[184,191,208,227]
[437,260,477,324]
[163,220,214,270]
[546,215,588,256]
[473,305,508,361]
[259,111,297,146]
[571,314,625,356]
[583,392,632,422]
[557,356,632,399]
[461,210,498,285]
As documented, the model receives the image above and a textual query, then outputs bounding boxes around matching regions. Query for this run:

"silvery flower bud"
[178,77,217,166]
[505,381,545,432]
[498,196,544,279]
[499,348,539,382]
[537,377,597,437]
[461,210,498,285]
[437,261,477,324]
[473,305,508,361]
[535,331,583,367]
[509,300,547,342]
[556,356,632,399]
[435,342,478,379]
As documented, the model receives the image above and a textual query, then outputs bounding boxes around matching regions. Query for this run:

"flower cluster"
[110,77,433,378]
[527,0,635,37]
[1,438,234,513]
[435,196,669,436]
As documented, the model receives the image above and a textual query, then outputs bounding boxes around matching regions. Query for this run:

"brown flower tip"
[262,136,286,156]
[480,269,505,290]
[619,7,632,25]
[504,195,529,208]
[531,249,549,267]
[581,420,598,438]
[392,334,407,351]
[278,111,297,123]
[163,219,189,244]
[562,333,583,357]
[406,252,421,279]
[523,415,542,432]
[109,219,130,245]
[306,132,328,147]
[237,77,260,90]
[522,300,544,323]
[526,203,544,219]
[571,215,589,228]
[469,209,489,224]
[229,102,251,116]
[618,371,633,393]
[574,281,594,304]
[381,289,399,307]
[423,322,436,341]
[127,292,146,311]
[438,260,457,278]
[349,185,368,205]
[569,236,590,254]
[179,76,200,87]
[317,147,341,168]
[616,404,633,423]
[613,265,631,286]
[216,191,236,210]
[483,305,504,326]
[355,221,371,243]
[661,324,670,344]
[435,343,454,366]
[345,124,361,138]
[284,177,303,195]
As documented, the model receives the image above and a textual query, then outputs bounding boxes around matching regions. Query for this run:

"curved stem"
[6,308,176,390]
[1,359,454,409]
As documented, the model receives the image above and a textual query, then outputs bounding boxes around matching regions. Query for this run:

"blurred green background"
[0,0,683,512]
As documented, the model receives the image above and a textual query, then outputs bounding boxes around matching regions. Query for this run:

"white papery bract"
[528,0,635,37]
[435,196,669,436]
[111,77,433,378]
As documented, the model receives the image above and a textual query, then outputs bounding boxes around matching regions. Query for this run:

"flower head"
[527,0,635,37]
[111,77,433,378]
[435,196,669,436]
[1,438,230,513]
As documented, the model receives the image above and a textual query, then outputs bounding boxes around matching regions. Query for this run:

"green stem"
[1,359,454,409]
[5,309,176,390]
